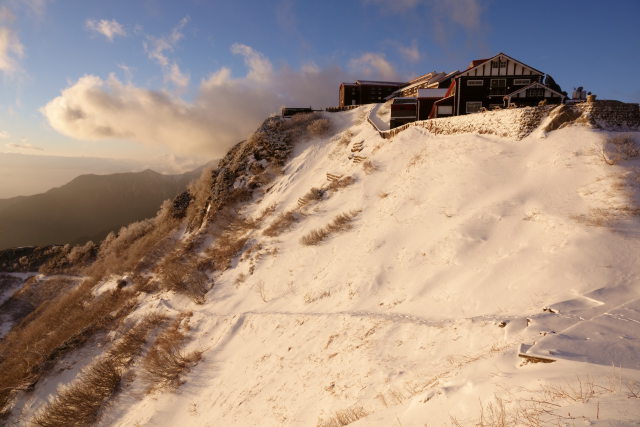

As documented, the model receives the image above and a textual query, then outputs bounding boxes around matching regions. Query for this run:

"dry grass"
[142,313,202,393]
[300,210,361,246]
[327,176,355,191]
[335,130,354,146]
[0,279,138,418]
[307,118,331,137]
[158,255,210,304]
[317,406,368,427]
[450,375,629,426]
[205,230,249,272]
[263,211,300,237]
[30,315,164,427]
[603,134,640,165]
[303,186,325,202]
[362,160,378,175]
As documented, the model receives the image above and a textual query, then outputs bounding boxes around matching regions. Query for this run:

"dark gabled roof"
[426,69,460,88]
[505,81,565,99]
[459,52,545,77]
[355,80,407,86]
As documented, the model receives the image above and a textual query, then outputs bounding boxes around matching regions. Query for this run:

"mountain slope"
[0,168,202,250]
[5,106,640,425]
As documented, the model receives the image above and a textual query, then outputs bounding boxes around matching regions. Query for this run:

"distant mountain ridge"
[0,167,208,250]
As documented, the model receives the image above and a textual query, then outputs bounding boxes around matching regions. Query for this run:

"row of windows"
[466,78,531,87]
[466,88,548,113]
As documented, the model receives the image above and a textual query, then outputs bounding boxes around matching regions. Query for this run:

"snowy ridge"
[8,107,640,425]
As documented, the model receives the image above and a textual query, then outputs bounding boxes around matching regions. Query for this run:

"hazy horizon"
[0,151,208,199]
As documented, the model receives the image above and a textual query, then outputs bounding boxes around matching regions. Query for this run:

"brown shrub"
[202,213,255,271]
[300,210,361,246]
[31,358,122,427]
[263,211,300,237]
[603,134,640,165]
[317,406,368,427]
[30,315,163,427]
[362,160,378,175]
[159,255,209,304]
[327,176,355,191]
[303,187,325,201]
[142,314,202,392]
[307,118,331,137]
[0,279,139,418]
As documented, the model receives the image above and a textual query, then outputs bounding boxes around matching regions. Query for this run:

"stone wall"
[368,100,640,141]
[374,105,554,141]
[575,100,640,130]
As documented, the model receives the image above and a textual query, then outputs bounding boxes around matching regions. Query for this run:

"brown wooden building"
[450,53,564,116]
[339,80,406,107]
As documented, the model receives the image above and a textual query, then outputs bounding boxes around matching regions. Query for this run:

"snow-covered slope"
[13,106,640,425]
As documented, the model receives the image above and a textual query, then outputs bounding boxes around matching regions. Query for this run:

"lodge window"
[467,80,483,86]
[526,88,545,97]
[513,79,530,85]
[490,79,506,96]
[491,60,506,69]
[437,105,453,115]
[466,101,482,114]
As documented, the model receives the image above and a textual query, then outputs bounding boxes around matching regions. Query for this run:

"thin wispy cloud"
[21,0,51,20]
[363,0,419,13]
[6,140,44,151]
[364,0,484,44]
[0,130,9,139]
[0,7,24,75]
[85,19,127,42]
[144,16,190,89]
[398,40,421,63]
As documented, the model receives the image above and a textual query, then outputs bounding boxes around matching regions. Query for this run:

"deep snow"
[9,105,640,426]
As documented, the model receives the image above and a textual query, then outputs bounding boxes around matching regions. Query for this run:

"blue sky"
[0,0,639,197]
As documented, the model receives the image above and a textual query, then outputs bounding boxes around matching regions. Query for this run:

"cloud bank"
[42,44,389,159]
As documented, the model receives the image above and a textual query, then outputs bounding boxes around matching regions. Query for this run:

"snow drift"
[3,104,640,426]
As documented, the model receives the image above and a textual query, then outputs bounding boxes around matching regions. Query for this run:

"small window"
[437,105,453,115]
[513,79,530,85]
[466,101,482,113]
[491,60,507,68]
[467,80,483,86]
[526,88,545,97]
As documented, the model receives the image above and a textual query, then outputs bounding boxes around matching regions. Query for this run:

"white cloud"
[85,19,126,42]
[6,139,44,151]
[41,44,365,160]
[0,130,9,139]
[348,52,400,80]
[144,17,190,89]
[230,43,273,83]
